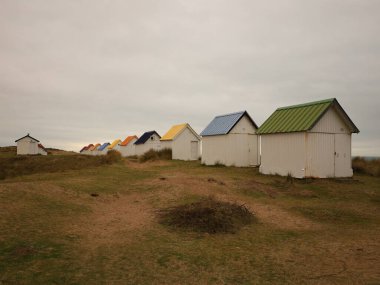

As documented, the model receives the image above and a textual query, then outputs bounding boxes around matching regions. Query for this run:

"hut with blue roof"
[200,111,259,167]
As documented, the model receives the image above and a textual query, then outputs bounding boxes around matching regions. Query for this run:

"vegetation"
[0,147,379,284]
[0,151,121,180]
[352,157,380,177]
[157,197,255,234]
[139,148,172,162]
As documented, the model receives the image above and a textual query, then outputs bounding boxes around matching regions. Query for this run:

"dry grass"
[0,151,121,180]
[157,196,255,234]
[352,157,380,177]
[139,148,172,162]
[0,148,379,284]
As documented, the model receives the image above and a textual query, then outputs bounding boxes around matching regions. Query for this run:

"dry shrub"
[0,152,121,180]
[101,150,122,164]
[139,148,172,163]
[352,157,380,177]
[157,197,255,234]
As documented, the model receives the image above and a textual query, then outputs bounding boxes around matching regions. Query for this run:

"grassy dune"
[0,149,379,284]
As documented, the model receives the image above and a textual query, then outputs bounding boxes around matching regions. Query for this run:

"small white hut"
[258,98,359,178]
[134,131,161,156]
[160,123,200,160]
[200,111,259,167]
[119,136,138,157]
[37,144,48,156]
[15,134,41,155]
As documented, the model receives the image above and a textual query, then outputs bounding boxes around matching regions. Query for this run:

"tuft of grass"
[139,148,172,162]
[157,197,255,234]
[0,152,121,180]
[352,157,380,177]
[101,150,122,164]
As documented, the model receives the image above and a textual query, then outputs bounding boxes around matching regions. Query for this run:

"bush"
[101,150,122,164]
[0,152,122,180]
[157,197,255,234]
[352,157,380,177]
[139,148,172,163]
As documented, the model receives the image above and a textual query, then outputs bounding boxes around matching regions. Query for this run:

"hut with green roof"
[257,98,359,178]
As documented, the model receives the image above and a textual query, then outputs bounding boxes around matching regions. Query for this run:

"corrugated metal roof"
[134,131,161,145]
[200,111,258,136]
[161,124,187,141]
[108,139,121,150]
[257,98,359,134]
[120,135,138,146]
[98,142,110,151]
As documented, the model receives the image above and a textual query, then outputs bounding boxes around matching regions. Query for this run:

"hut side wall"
[260,133,306,178]
[119,138,138,157]
[201,133,258,167]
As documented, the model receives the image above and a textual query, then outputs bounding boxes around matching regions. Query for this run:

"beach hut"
[200,111,259,167]
[90,143,101,156]
[134,131,161,156]
[257,98,359,178]
[108,139,121,152]
[119,136,138,157]
[15,134,40,155]
[38,144,48,155]
[82,144,94,155]
[97,142,110,155]
[160,123,200,160]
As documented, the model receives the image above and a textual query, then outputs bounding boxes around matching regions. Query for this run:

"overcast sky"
[0,0,379,155]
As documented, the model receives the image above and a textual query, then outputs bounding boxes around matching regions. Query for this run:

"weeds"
[139,148,172,162]
[0,151,122,180]
[157,196,255,234]
[352,157,380,177]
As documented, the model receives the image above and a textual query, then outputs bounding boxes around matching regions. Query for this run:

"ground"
[0,153,379,284]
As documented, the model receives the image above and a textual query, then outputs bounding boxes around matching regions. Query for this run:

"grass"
[352,157,380,177]
[139,148,172,162]
[0,150,122,180]
[0,147,379,284]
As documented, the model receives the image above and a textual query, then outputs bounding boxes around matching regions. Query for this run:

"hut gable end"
[311,106,352,134]
[229,114,257,134]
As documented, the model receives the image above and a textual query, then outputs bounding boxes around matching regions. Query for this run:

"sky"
[0,0,379,155]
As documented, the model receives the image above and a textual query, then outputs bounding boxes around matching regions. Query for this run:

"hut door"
[191,141,198,160]
[334,134,352,177]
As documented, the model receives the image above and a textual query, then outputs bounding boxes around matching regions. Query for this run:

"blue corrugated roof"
[200,111,258,136]
[134,131,161,145]
[98,142,110,151]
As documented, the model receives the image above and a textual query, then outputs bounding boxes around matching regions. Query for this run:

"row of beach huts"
[79,98,359,179]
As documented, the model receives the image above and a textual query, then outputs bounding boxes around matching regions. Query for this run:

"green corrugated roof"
[258,98,359,134]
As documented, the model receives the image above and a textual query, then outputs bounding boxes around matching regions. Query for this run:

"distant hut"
[200,111,259,167]
[160,123,200,160]
[15,134,41,155]
[90,143,101,156]
[108,139,121,152]
[82,144,94,155]
[97,142,110,155]
[134,131,161,156]
[258,98,359,178]
[119,136,138,157]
